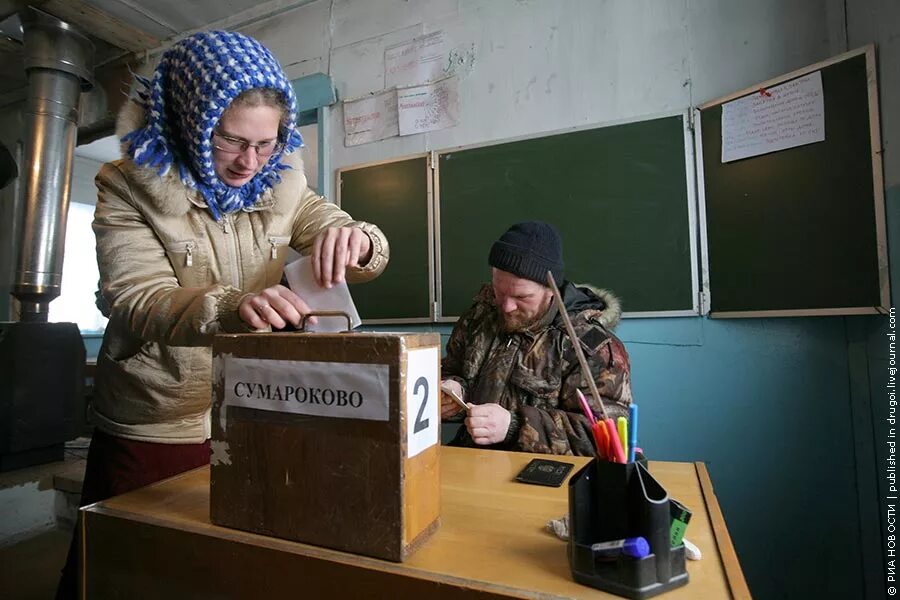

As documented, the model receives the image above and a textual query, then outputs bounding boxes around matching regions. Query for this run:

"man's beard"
[499,309,544,332]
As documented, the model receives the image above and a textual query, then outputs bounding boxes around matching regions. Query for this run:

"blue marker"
[628,404,638,462]
[591,536,650,560]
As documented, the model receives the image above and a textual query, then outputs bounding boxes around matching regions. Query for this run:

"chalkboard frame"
[433,110,701,321]
[335,153,436,323]
[696,45,888,317]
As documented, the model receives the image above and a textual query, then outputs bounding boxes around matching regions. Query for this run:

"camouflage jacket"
[443,282,632,456]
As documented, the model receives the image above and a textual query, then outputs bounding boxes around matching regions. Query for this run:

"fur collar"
[115,99,308,217]
[576,285,623,329]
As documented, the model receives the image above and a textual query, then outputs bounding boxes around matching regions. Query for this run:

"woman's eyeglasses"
[212,131,283,158]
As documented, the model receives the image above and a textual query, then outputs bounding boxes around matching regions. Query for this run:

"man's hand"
[440,379,467,419]
[465,403,512,445]
[238,284,316,330]
[312,227,372,288]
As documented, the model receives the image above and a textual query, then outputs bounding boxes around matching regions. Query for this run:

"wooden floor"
[0,527,71,599]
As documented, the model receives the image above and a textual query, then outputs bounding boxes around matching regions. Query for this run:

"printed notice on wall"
[343,89,399,147]
[221,357,390,424]
[398,76,459,136]
[721,71,825,163]
[405,346,439,458]
[385,31,446,88]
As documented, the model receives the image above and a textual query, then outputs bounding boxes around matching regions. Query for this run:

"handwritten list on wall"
[721,71,825,163]
[398,77,459,136]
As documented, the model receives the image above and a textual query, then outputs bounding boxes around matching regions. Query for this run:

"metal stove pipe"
[13,7,93,321]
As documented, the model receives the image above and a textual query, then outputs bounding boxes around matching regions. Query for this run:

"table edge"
[695,461,752,600]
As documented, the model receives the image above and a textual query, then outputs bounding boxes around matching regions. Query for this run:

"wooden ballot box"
[210,331,442,562]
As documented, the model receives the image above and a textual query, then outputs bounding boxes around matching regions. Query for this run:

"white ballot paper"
[283,256,361,332]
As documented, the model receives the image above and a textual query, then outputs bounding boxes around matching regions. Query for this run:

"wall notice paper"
[721,71,825,163]
[221,356,390,423]
[343,89,399,147]
[405,346,439,458]
[398,76,459,136]
[385,31,447,89]
[283,255,361,332]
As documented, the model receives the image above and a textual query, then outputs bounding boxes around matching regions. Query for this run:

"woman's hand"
[238,284,315,330]
[311,227,372,288]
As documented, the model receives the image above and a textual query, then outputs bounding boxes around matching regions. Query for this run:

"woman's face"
[212,104,282,187]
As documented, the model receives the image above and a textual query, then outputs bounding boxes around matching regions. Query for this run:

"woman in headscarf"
[56,30,389,598]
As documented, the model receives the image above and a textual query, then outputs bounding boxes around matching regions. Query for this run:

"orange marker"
[592,422,609,460]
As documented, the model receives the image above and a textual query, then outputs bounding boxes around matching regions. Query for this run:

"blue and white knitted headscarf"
[122,31,304,221]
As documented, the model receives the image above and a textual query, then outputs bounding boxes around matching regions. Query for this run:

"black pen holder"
[568,458,688,599]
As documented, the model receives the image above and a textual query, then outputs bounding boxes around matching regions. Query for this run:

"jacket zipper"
[165,241,195,267]
[502,334,519,393]
[268,236,291,260]
[221,214,242,289]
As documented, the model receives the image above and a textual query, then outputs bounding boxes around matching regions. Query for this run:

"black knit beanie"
[488,221,564,286]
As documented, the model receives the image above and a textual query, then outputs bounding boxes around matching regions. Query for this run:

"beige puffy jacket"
[91,102,389,443]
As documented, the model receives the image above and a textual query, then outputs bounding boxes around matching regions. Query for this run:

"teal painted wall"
[622,316,869,600]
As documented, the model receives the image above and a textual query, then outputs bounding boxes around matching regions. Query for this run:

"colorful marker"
[628,404,638,463]
[617,416,629,461]
[605,418,626,464]
[593,421,609,460]
[591,536,651,560]
[575,389,597,426]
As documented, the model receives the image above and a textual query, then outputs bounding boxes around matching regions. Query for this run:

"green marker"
[670,498,692,547]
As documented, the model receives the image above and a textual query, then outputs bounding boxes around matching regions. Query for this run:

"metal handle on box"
[299,311,353,332]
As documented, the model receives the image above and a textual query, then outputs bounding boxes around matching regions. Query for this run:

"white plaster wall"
[243,0,844,179]
[684,0,846,104]
[241,0,333,80]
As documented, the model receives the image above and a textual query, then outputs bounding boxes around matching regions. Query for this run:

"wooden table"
[81,447,750,599]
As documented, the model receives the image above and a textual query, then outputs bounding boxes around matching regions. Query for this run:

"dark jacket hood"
[560,281,623,329]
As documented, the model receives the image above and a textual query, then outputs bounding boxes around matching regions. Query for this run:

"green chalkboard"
[699,49,887,314]
[438,115,695,318]
[338,157,431,321]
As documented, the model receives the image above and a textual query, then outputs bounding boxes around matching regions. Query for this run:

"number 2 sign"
[405,346,439,458]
